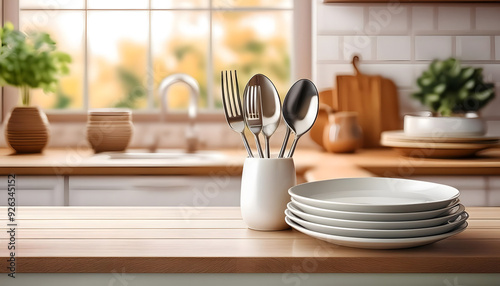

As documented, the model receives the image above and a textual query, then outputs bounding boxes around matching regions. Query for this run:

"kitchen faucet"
[153,73,200,153]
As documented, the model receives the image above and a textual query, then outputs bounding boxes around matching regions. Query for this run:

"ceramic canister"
[240,157,296,231]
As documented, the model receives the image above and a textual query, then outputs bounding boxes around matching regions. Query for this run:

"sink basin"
[96,150,227,162]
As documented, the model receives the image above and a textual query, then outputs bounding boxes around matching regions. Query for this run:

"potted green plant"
[406,58,495,137]
[0,22,71,153]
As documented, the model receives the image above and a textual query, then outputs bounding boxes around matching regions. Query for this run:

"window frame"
[1,0,311,123]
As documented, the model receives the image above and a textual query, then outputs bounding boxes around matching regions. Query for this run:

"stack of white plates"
[381,130,499,158]
[286,177,468,249]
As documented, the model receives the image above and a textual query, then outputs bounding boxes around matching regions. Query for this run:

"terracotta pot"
[323,112,362,153]
[4,106,50,153]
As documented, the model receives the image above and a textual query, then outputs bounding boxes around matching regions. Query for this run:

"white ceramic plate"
[382,130,499,143]
[285,210,467,238]
[286,217,468,249]
[287,202,466,230]
[291,198,461,221]
[289,177,460,212]
[88,108,131,116]
[380,137,499,149]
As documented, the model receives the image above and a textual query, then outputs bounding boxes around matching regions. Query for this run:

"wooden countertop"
[0,206,499,273]
[306,148,500,181]
[0,148,247,176]
[1,147,500,177]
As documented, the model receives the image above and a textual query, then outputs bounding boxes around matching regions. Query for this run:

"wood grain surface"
[0,207,499,273]
[336,57,400,148]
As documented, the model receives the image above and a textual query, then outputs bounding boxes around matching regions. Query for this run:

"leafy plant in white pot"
[0,22,71,153]
[407,58,495,137]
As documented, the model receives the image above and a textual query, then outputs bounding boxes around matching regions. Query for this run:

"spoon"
[278,79,319,158]
[244,74,281,158]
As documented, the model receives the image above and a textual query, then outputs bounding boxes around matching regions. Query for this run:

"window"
[13,0,295,115]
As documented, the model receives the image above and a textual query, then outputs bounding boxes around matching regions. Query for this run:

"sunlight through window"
[19,0,293,112]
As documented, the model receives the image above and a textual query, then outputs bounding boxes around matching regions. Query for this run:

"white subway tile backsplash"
[415,36,452,60]
[481,86,500,119]
[317,5,364,33]
[476,7,500,31]
[413,63,430,79]
[398,89,423,116]
[481,64,500,82]
[438,7,471,31]
[367,7,408,33]
[412,7,434,31]
[358,64,414,88]
[316,64,354,90]
[317,36,340,61]
[314,3,500,139]
[456,36,491,61]
[377,36,411,60]
[343,36,373,60]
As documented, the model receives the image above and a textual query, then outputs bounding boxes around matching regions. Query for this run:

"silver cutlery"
[245,74,281,158]
[223,70,318,159]
[279,79,319,158]
[244,85,264,158]
[221,70,254,158]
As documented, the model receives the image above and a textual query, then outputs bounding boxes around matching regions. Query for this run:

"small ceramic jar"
[240,157,296,231]
[323,112,362,153]
[86,109,133,153]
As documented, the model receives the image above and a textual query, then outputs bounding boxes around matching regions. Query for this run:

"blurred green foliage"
[413,58,495,116]
[0,22,72,106]
[114,67,147,108]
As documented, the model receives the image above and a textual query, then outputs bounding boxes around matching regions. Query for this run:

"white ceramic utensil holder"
[240,157,296,231]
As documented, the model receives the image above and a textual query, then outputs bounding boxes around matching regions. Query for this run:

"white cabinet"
[488,177,500,206]
[410,176,491,207]
[0,175,65,206]
[69,176,241,206]
[2,174,496,207]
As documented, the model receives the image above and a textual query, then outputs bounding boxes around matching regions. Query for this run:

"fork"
[245,85,264,158]
[221,70,254,158]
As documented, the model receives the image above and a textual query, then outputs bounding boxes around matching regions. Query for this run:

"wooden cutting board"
[336,56,400,148]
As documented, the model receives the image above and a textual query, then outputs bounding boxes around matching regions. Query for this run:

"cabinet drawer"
[69,176,241,206]
[0,175,64,206]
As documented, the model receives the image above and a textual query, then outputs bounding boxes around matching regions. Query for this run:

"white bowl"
[404,115,486,137]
